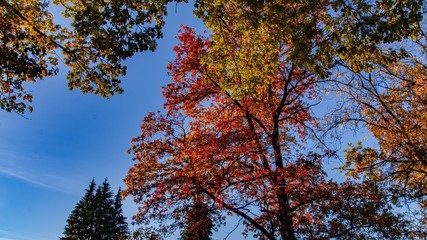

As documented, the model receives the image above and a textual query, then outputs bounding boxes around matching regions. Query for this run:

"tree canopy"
[1,0,424,113]
[124,25,419,239]
[0,0,181,113]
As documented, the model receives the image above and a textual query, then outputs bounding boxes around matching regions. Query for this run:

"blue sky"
[0,3,232,240]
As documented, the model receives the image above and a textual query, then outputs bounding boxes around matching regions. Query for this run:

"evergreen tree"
[61,179,129,240]
[113,188,128,239]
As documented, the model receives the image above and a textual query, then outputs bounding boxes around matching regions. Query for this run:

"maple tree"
[122,2,427,239]
[123,26,414,240]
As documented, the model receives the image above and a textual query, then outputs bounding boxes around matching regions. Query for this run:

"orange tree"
[340,24,427,230]
[123,26,412,240]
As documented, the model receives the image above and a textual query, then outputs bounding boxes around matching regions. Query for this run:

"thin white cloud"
[0,167,70,194]
[0,237,15,240]
[0,229,49,240]
[0,147,78,196]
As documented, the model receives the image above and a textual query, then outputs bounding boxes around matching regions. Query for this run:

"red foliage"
[124,26,408,239]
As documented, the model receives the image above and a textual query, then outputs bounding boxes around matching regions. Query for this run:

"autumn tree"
[337,20,427,235]
[120,0,427,237]
[123,26,414,240]
[192,0,424,93]
[0,0,59,113]
[62,179,129,240]
[0,0,184,113]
